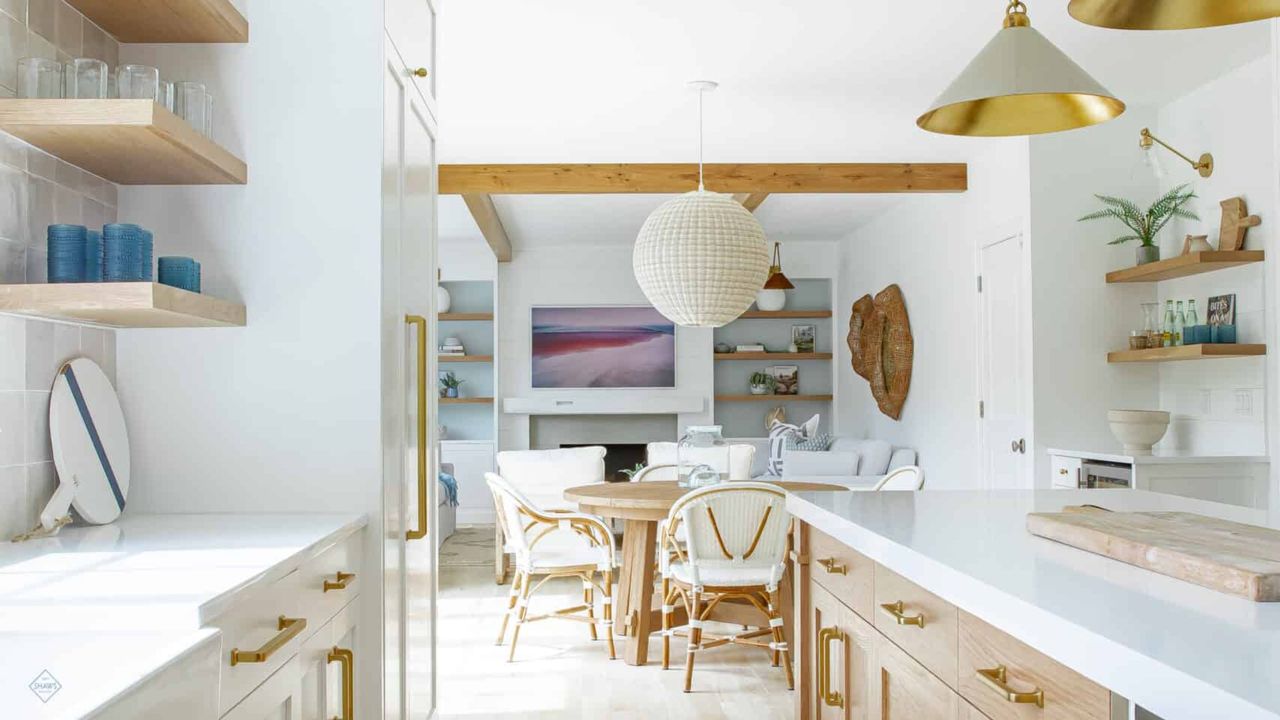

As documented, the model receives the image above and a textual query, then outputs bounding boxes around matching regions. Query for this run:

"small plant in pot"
[439,371,464,398]
[749,371,777,396]
[1077,184,1199,266]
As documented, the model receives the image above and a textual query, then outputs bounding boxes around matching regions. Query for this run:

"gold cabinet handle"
[323,571,355,593]
[1058,468,1068,475]
[816,557,847,575]
[880,600,926,628]
[412,67,429,77]
[405,314,429,541]
[977,665,1044,709]
[327,647,355,720]
[817,626,846,709]
[230,616,307,666]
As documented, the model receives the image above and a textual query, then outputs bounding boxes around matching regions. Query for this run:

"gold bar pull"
[977,665,1045,708]
[880,600,926,628]
[323,571,355,593]
[327,647,355,720]
[816,557,847,575]
[405,314,429,541]
[817,626,846,709]
[230,616,307,666]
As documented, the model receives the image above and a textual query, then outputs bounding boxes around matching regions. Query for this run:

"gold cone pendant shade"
[1069,0,1280,30]
[918,1,1125,137]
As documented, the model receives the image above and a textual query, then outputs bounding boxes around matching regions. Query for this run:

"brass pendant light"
[918,1,1126,137]
[1069,0,1280,31]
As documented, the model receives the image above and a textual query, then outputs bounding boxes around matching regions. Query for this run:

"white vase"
[436,285,451,313]
[756,288,786,312]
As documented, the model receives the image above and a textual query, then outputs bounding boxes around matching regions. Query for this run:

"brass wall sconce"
[1140,128,1213,178]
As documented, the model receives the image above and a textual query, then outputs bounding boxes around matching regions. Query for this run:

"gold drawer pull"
[880,601,925,628]
[327,647,355,720]
[230,616,307,666]
[324,571,356,592]
[977,665,1045,709]
[817,626,846,709]
[816,557,847,575]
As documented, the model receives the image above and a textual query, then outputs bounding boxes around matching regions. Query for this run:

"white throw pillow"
[800,413,821,439]
[782,450,860,477]
[850,439,893,476]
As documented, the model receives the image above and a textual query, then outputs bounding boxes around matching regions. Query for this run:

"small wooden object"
[1027,506,1280,601]
[1219,197,1261,252]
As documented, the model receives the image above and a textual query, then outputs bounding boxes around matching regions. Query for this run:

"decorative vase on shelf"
[436,285,452,313]
[1136,244,1160,266]
[756,288,786,312]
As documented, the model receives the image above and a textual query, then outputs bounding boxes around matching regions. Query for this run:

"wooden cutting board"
[1027,506,1280,601]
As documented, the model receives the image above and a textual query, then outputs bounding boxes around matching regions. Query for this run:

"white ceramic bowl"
[1107,409,1171,456]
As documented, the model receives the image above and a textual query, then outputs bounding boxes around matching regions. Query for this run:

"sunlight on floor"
[436,527,795,720]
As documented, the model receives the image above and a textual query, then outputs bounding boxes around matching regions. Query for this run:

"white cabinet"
[300,604,357,720]
[1050,454,1081,489]
[222,656,303,720]
[386,0,438,106]
[442,440,497,525]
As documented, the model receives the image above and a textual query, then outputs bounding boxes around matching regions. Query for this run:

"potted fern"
[1078,184,1199,265]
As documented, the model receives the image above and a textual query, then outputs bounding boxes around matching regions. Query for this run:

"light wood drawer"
[809,526,875,621]
[958,611,1109,720]
[874,564,959,689]
[877,631,962,720]
[213,568,305,715]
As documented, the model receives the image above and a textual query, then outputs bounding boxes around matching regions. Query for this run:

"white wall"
[835,141,1030,490]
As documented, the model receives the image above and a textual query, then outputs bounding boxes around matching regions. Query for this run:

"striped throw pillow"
[767,422,801,476]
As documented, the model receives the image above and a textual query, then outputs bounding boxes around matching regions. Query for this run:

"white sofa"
[732,436,918,486]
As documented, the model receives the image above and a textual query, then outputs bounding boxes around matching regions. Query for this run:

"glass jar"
[1141,302,1161,349]
[677,425,729,489]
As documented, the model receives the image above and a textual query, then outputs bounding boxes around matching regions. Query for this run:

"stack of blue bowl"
[158,256,201,293]
[84,229,103,281]
[103,223,153,281]
[48,224,87,283]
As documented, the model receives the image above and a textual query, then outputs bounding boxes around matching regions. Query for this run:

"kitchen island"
[788,488,1279,720]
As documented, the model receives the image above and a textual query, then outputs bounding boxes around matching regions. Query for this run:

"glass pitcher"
[677,425,730,489]
[1141,302,1161,349]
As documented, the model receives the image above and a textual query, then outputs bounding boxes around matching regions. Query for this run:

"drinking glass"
[63,58,109,99]
[17,58,63,98]
[174,81,207,133]
[159,80,175,111]
[117,64,160,100]
[203,92,214,139]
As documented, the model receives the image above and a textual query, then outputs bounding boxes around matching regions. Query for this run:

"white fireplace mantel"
[502,395,704,415]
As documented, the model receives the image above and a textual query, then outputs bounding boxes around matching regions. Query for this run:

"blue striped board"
[47,358,131,525]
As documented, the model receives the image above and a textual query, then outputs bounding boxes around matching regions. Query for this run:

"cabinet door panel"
[811,581,876,720]
[877,633,961,720]
[223,656,303,720]
[386,0,436,102]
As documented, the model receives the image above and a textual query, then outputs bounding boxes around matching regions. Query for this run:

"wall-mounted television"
[531,306,676,389]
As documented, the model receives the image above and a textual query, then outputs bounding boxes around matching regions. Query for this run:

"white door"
[978,233,1031,489]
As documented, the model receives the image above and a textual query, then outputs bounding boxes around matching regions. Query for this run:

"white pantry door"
[978,233,1031,489]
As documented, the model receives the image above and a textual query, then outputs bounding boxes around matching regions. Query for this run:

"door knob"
[412,67,429,78]
[1011,439,1026,454]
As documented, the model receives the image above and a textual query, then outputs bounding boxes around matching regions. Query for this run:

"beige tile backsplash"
[0,1,120,540]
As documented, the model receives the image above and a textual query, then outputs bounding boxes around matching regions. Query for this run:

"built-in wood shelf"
[738,310,833,319]
[0,100,247,185]
[716,394,834,403]
[440,397,494,405]
[0,282,245,328]
[438,312,494,321]
[439,355,493,363]
[66,0,248,43]
[1107,344,1266,363]
[1106,251,1265,284]
[715,352,833,361]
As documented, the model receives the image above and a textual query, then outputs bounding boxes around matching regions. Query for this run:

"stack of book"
[440,341,466,356]
[735,344,766,353]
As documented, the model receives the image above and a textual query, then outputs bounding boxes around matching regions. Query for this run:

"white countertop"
[1047,447,1269,465]
[0,513,366,719]
[787,489,1280,720]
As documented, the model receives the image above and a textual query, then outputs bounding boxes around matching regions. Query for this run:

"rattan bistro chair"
[659,482,795,692]
[485,472,618,662]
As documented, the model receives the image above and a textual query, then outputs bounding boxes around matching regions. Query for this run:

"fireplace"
[562,443,647,483]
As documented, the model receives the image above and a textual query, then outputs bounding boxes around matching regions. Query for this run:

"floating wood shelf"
[715,352,833,361]
[716,394,834,403]
[1107,344,1266,363]
[0,100,247,185]
[738,310,833,319]
[66,0,248,43]
[439,355,493,363]
[440,397,494,405]
[1105,251,1265,284]
[0,283,245,328]
[438,312,494,321]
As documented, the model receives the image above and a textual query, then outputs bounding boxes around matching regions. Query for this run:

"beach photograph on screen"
[531,306,676,388]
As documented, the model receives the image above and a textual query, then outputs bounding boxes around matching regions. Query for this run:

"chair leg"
[767,590,795,690]
[507,570,534,662]
[661,576,672,670]
[585,578,598,641]
[494,524,507,585]
[683,591,702,693]
[602,569,617,660]
[495,571,523,646]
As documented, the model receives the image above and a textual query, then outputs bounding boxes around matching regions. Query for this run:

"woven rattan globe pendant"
[634,81,769,327]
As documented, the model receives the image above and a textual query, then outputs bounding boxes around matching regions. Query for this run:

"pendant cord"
[697,87,705,191]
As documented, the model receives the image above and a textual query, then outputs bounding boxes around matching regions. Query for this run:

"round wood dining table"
[563,479,848,666]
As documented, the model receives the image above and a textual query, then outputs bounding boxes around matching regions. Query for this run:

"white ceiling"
[436,0,1270,250]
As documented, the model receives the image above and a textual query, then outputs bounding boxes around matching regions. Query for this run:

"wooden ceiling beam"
[461,193,512,263]
[732,192,770,212]
[439,163,967,195]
